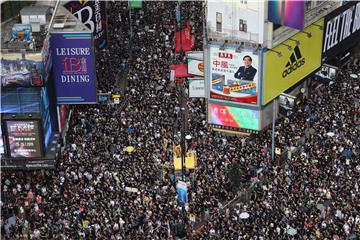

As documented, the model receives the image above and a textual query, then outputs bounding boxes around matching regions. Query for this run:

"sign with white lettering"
[6,120,43,158]
[322,1,360,61]
[51,33,97,104]
[64,0,108,49]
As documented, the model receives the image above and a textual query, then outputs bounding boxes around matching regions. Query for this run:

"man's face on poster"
[243,56,252,68]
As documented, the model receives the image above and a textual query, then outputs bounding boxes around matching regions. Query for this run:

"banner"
[1,53,44,88]
[322,1,360,61]
[177,181,188,204]
[58,105,68,132]
[208,103,260,131]
[263,19,323,104]
[268,0,305,30]
[0,128,5,154]
[64,0,108,49]
[188,59,204,76]
[188,78,205,98]
[209,46,259,105]
[5,120,43,158]
[51,33,97,104]
[175,20,195,53]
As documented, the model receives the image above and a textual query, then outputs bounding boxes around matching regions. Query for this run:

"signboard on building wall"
[209,46,259,105]
[188,59,204,76]
[263,19,323,104]
[188,78,205,98]
[322,1,360,61]
[64,0,108,49]
[5,120,43,158]
[268,0,305,30]
[51,33,97,104]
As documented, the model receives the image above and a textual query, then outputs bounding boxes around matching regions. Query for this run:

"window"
[216,12,222,32]
[239,19,247,32]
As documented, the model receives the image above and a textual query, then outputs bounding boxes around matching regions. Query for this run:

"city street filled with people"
[1,1,359,239]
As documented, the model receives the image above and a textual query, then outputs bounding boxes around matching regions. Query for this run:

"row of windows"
[216,12,247,33]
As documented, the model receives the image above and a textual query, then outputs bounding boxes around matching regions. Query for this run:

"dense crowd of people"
[1,1,359,239]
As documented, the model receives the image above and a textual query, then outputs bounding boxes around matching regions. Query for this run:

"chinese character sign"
[209,46,259,105]
[51,33,97,104]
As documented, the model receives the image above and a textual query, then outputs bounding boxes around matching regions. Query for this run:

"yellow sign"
[173,151,197,170]
[263,19,324,104]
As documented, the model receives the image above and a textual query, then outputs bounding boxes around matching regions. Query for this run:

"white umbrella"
[239,212,250,219]
[287,227,297,236]
[350,73,358,79]
[326,132,335,137]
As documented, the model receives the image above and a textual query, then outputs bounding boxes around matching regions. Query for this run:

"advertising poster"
[188,78,205,98]
[64,0,108,49]
[263,19,323,104]
[268,0,305,30]
[322,1,360,61]
[1,53,44,88]
[188,59,204,76]
[51,33,97,104]
[208,103,259,131]
[6,120,43,158]
[209,46,259,105]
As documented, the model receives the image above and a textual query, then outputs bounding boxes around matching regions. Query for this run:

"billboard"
[1,53,44,88]
[188,59,204,76]
[188,78,205,98]
[208,103,260,131]
[206,1,265,43]
[268,0,305,30]
[209,46,259,105]
[64,0,108,49]
[263,19,323,104]
[5,120,43,158]
[51,33,97,104]
[322,1,360,62]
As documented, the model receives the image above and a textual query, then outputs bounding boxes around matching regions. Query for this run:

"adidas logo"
[282,46,305,78]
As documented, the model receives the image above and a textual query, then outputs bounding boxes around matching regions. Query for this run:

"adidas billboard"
[263,19,323,105]
[282,46,305,78]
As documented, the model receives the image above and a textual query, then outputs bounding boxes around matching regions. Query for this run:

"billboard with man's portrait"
[208,46,259,105]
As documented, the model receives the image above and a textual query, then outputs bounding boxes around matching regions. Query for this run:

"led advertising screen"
[51,33,97,104]
[64,0,108,49]
[209,46,259,105]
[6,120,43,158]
[1,53,44,88]
[268,0,305,30]
[322,1,360,62]
[208,103,259,131]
